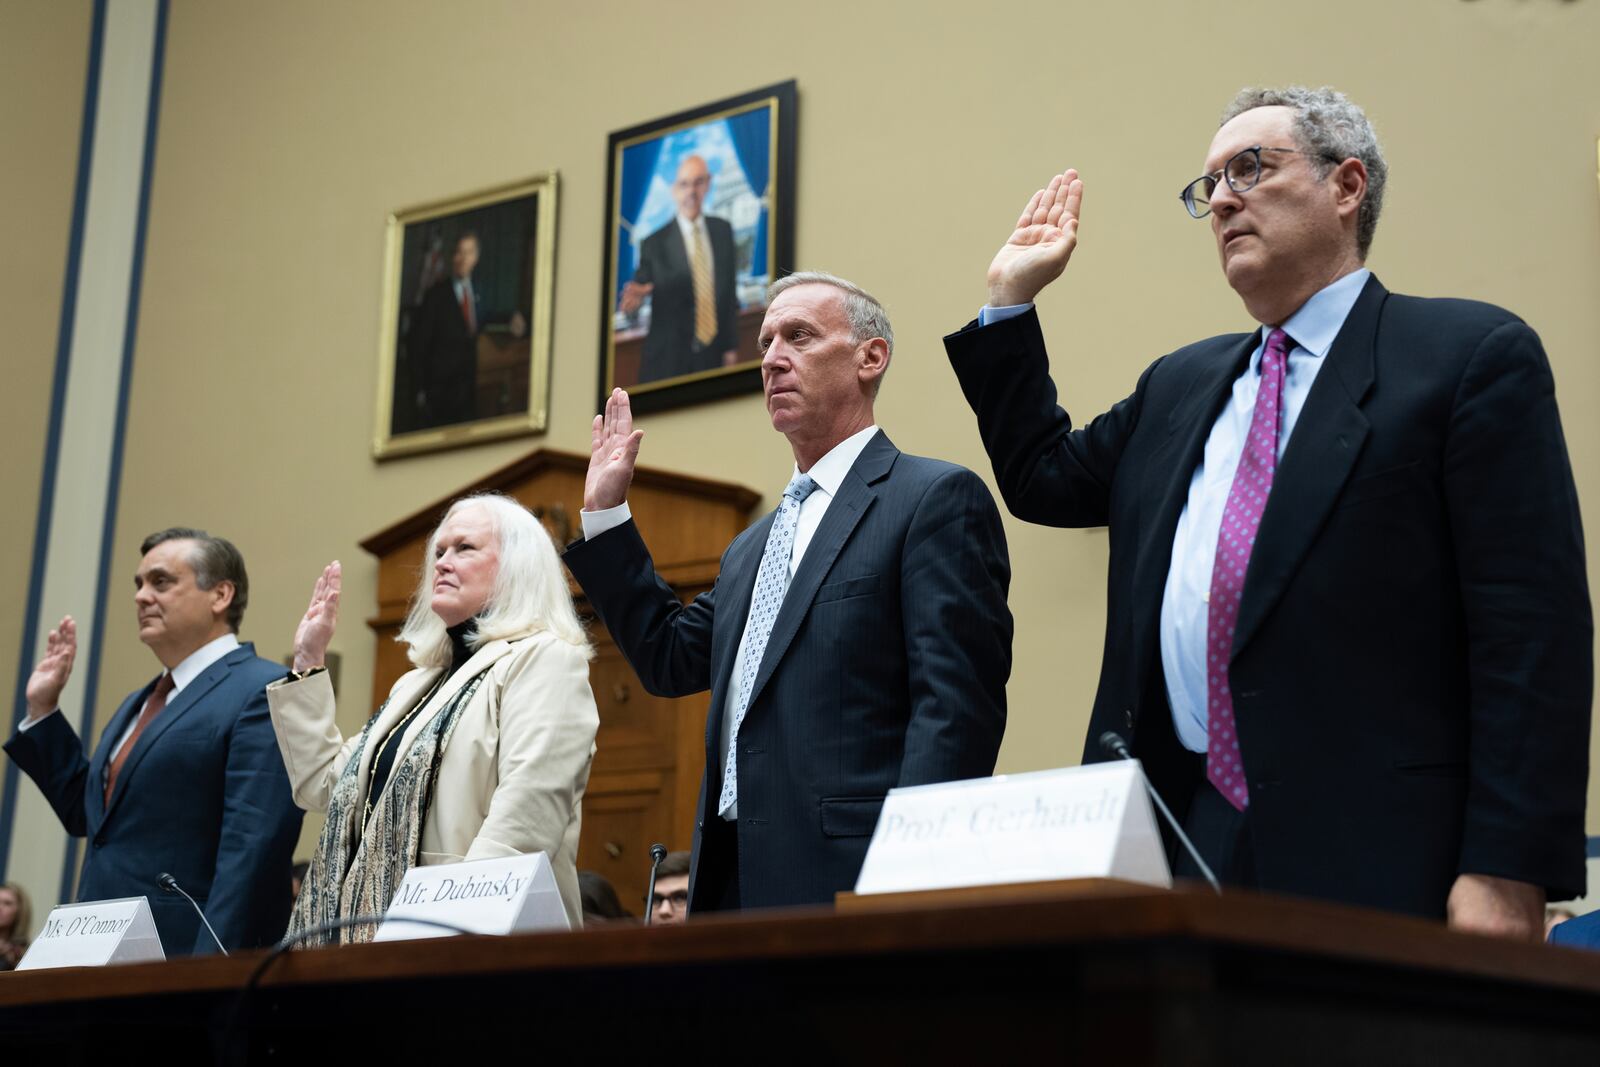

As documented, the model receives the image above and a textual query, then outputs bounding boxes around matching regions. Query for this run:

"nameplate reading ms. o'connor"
[375,851,568,941]
[17,896,165,970]
[853,762,1170,895]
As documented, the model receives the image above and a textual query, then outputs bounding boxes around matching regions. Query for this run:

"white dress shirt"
[675,212,715,287]
[581,425,881,818]
[980,268,1370,752]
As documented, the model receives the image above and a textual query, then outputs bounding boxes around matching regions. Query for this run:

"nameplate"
[853,762,1170,895]
[16,896,165,970]
[375,852,568,941]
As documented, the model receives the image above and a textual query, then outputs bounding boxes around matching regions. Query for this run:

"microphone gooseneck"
[1097,733,1222,895]
[158,871,230,956]
[643,842,668,927]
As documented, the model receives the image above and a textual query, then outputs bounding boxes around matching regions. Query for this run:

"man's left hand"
[1447,873,1545,941]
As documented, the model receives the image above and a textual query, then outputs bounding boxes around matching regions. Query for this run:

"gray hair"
[140,527,249,632]
[768,270,894,354]
[397,493,592,669]
[1220,86,1387,259]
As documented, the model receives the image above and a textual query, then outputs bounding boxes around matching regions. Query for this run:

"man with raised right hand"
[944,86,1590,939]
[567,270,1013,914]
[6,528,301,954]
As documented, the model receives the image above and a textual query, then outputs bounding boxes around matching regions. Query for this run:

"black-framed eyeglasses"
[650,889,689,910]
[1179,145,1343,219]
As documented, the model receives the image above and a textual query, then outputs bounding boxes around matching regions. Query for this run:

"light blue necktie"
[717,472,818,817]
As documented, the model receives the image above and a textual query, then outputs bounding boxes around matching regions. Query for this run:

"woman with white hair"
[268,493,598,943]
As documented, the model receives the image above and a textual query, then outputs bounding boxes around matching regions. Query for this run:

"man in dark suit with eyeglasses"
[945,85,1590,940]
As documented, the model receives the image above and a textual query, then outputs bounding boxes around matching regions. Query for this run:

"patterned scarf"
[288,666,490,946]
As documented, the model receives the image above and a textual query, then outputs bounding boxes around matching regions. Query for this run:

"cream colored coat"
[266,631,598,928]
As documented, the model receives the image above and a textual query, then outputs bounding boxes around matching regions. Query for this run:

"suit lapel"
[88,685,151,828]
[1231,276,1383,658]
[742,431,893,715]
[1130,336,1256,690]
[103,646,245,817]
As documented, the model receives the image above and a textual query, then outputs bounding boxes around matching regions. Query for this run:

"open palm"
[585,388,644,512]
[986,169,1084,307]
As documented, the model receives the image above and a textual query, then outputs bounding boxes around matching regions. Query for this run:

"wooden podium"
[359,448,759,914]
[4,885,1600,1062]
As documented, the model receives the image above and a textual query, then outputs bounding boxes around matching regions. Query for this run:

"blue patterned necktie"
[717,472,818,817]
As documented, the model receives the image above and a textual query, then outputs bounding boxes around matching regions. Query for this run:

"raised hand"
[25,616,77,720]
[292,562,340,673]
[986,169,1084,308]
[585,388,644,513]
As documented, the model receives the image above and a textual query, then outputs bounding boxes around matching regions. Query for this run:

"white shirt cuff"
[580,502,632,541]
[978,302,1033,327]
[17,709,58,732]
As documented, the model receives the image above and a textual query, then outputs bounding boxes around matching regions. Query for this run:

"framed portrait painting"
[600,80,796,415]
[373,173,558,459]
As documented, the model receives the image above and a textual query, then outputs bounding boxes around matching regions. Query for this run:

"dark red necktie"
[104,672,175,805]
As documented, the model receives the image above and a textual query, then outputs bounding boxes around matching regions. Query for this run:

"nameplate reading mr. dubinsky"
[853,762,1170,895]
[375,852,568,941]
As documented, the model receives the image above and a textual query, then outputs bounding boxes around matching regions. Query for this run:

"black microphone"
[1097,732,1221,894]
[643,842,668,927]
[158,872,230,956]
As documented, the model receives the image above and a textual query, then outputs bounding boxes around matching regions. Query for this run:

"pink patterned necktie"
[1206,327,1289,812]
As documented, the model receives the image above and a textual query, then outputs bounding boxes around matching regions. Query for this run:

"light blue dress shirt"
[980,267,1370,752]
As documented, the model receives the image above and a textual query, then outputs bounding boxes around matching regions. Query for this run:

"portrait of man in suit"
[618,154,741,384]
[945,85,1590,940]
[406,230,527,430]
[5,529,303,954]
[568,270,1013,914]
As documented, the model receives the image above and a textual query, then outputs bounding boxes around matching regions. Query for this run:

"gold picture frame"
[373,173,558,460]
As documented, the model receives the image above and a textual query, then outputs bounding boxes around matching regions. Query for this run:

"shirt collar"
[170,632,240,695]
[1260,267,1371,361]
[793,425,879,498]
[675,212,707,243]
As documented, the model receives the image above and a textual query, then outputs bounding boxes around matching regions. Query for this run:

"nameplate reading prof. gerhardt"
[853,762,1170,895]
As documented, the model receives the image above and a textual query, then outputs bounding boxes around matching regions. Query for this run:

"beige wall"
[9,0,1600,885]
[0,0,94,920]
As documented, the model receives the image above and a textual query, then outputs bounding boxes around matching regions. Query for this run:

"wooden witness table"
[4,881,1600,1063]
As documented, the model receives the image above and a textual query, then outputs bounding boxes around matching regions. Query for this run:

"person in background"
[270,494,599,942]
[648,850,691,925]
[578,871,635,925]
[0,882,31,970]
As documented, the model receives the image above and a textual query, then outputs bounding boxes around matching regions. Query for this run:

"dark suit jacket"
[5,643,302,953]
[1550,909,1600,950]
[564,431,1012,911]
[410,276,482,428]
[633,214,738,383]
[944,275,1591,918]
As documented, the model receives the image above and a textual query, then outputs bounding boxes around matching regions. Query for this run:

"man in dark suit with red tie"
[5,528,301,954]
[944,86,1590,940]
[409,231,527,428]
